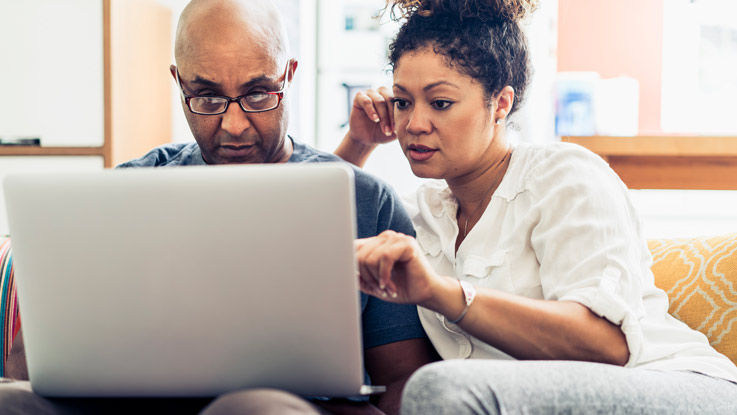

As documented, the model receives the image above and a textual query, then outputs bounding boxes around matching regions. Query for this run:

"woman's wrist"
[335,132,377,167]
[419,275,467,320]
[345,132,379,157]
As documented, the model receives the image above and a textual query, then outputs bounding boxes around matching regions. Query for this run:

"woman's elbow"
[602,329,630,366]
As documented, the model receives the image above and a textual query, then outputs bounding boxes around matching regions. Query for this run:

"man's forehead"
[178,22,281,62]
[181,41,278,67]
[177,30,283,79]
[178,53,284,89]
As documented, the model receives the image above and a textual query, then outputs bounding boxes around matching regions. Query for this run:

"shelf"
[0,146,105,157]
[561,136,737,190]
[561,136,737,157]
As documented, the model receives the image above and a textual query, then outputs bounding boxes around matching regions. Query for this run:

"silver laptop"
[4,163,381,398]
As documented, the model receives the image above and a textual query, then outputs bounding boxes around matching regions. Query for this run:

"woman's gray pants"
[401,360,737,415]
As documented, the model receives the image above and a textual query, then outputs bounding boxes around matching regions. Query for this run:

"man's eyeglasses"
[175,61,290,115]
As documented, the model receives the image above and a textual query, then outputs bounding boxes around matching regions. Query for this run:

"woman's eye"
[391,98,410,110]
[431,100,453,110]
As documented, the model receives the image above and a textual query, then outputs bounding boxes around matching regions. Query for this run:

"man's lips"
[218,143,257,158]
[407,144,438,161]
[221,143,255,149]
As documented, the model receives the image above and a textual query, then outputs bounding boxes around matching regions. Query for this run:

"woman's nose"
[405,106,433,135]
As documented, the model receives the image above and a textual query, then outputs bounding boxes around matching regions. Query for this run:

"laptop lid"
[4,163,372,398]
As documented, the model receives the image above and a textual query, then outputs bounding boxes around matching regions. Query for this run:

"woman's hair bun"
[388,0,538,23]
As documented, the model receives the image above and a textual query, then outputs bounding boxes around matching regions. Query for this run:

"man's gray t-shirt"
[118,138,427,349]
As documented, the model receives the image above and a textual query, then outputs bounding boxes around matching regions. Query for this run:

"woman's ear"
[494,86,515,124]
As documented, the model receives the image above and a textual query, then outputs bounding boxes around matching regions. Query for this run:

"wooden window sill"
[561,136,737,190]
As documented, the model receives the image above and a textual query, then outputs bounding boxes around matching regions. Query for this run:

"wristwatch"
[448,279,476,324]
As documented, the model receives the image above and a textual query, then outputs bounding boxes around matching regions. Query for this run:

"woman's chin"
[408,163,443,180]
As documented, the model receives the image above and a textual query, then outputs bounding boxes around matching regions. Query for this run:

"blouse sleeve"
[527,145,653,366]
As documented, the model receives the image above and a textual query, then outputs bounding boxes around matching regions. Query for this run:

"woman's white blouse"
[403,142,737,383]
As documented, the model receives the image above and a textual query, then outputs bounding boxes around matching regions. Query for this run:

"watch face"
[448,280,477,325]
[459,280,476,305]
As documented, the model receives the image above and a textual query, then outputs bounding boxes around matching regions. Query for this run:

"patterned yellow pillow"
[648,233,737,364]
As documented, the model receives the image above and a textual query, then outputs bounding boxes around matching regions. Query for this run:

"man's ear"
[494,85,515,123]
[170,64,177,81]
[288,59,298,82]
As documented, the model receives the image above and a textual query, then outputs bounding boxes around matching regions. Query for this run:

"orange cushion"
[648,233,737,364]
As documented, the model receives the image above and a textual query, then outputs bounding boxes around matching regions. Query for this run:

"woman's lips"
[407,144,437,162]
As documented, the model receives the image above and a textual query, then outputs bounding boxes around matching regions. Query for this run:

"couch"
[1,233,736,377]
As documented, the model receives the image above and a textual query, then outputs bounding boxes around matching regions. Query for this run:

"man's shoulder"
[290,139,388,193]
[116,142,204,168]
[289,139,344,164]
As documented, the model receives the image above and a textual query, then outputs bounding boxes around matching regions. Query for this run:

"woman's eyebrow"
[393,81,461,92]
[423,81,460,91]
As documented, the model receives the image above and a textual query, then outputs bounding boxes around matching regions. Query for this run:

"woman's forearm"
[423,277,630,366]
[334,131,377,168]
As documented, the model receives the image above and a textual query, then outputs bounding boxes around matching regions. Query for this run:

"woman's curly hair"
[387,0,538,114]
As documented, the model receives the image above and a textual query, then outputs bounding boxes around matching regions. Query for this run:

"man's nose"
[219,101,252,136]
[405,106,433,135]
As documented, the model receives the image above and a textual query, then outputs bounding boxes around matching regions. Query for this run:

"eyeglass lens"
[189,92,278,114]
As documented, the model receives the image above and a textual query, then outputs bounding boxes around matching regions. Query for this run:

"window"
[662,0,737,135]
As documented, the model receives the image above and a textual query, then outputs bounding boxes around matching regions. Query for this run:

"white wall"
[0,1,104,147]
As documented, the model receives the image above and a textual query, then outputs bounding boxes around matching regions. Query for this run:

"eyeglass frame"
[174,61,291,115]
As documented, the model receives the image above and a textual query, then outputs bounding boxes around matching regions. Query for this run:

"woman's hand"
[335,87,397,167]
[348,87,397,146]
[355,230,439,306]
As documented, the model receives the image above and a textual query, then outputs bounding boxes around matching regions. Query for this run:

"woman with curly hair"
[336,0,737,413]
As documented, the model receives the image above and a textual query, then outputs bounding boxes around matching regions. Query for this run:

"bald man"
[0,1,437,414]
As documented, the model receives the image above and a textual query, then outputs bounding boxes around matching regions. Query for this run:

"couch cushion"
[648,233,737,364]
